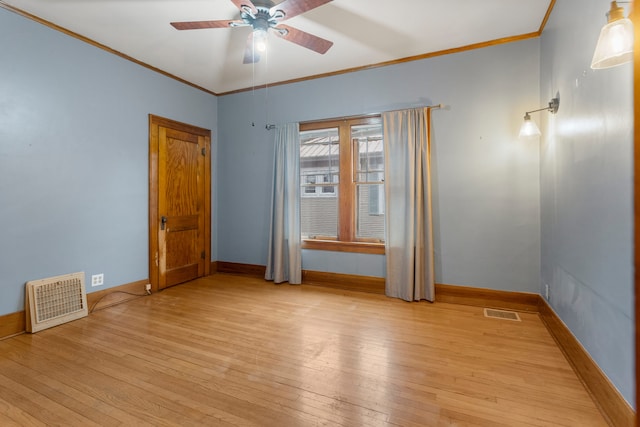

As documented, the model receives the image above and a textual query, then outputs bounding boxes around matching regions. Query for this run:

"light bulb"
[253,29,268,52]
[519,114,541,138]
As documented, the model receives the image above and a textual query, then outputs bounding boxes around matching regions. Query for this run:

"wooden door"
[149,115,211,290]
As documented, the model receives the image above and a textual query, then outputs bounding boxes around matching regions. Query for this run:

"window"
[304,175,317,194]
[300,116,385,254]
[322,174,335,194]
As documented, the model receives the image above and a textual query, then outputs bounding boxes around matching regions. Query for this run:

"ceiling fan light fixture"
[253,28,269,52]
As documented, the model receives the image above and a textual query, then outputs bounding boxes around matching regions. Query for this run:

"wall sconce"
[591,1,633,69]
[519,98,560,138]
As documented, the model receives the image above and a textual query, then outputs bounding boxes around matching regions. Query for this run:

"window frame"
[299,115,385,255]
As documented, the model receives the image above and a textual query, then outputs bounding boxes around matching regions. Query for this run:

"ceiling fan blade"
[230,0,258,15]
[171,20,244,30]
[271,0,333,21]
[275,24,333,54]
[242,32,261,64]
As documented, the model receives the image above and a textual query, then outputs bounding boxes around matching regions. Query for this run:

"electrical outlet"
[91,273,104,287]
[545,283,550,300]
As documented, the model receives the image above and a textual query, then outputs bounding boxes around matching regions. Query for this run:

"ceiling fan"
[170,0,334,64]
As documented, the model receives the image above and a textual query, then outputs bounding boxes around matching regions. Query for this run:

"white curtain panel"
[265,123,302,284]
[382,108,435,301]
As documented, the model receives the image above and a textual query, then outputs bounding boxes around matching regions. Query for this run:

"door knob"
[161,216,167,230]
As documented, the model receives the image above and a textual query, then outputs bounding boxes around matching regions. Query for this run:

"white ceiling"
[2,0,553,95]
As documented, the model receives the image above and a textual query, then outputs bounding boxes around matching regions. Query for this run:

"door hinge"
[201,147,206,156]
[201,251,206,260]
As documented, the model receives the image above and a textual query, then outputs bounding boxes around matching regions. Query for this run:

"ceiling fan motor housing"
[243,7,273,32]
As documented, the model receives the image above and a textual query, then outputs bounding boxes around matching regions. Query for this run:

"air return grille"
[483,308,521,321]
[25,272,88,333]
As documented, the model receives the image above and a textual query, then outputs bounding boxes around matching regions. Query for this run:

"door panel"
[149,116,211,291]
[159,128,203,288]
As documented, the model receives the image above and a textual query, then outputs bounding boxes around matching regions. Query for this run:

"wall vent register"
[25,272,88,333]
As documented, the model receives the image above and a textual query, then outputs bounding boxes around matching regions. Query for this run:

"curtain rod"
[265,104,444,130]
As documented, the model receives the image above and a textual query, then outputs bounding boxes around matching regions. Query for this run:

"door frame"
[149,114,211,292]
[633,2,639,420]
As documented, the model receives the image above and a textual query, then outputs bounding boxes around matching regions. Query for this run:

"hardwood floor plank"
[4,339,202,426]
[11,335,248,426]
[0,343,157,426]
[62,327,391,426]
[0,358,121,426]
[0,396,47,426]
[0,372,101,426]
[48,334,328,427]
[0,274,610,426]
[61,317,387,426]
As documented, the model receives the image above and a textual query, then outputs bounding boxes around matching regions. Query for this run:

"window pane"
[354,123,385,241]
[357,184,385,241]
[301,186,338,239]
[354,124,384,184]
[300,127,339,239]
[300,128,339,181]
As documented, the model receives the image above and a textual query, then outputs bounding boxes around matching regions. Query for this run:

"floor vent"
[483,308,521,321]
[25,272,88,333]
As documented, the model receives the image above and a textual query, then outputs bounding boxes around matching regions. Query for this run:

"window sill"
[301,239,385,255]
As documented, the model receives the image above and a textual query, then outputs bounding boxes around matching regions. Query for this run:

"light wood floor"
[0,274,607,426]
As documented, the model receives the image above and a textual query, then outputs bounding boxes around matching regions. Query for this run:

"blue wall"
[218,39,542,293]
[540,0,634,406]
[0,7,218,316]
